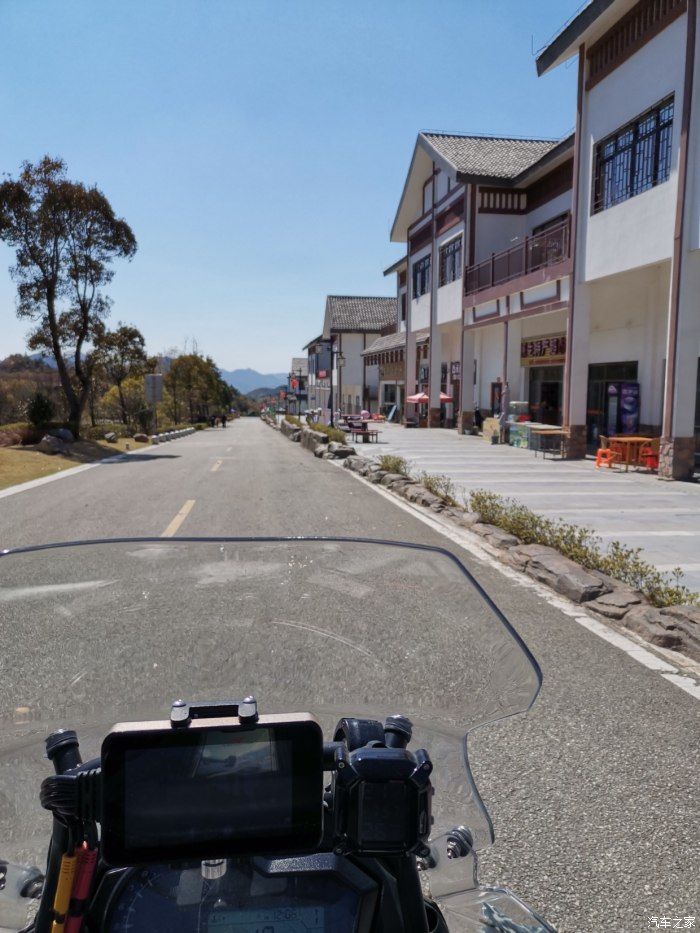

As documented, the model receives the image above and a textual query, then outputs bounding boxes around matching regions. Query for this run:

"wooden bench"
[350,427,380,443]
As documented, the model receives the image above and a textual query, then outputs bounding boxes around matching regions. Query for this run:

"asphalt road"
[0,420,697,932]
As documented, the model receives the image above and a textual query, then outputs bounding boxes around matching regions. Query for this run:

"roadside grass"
[0,438,150,491]
[376,454,411,476]
[469,489,697,608]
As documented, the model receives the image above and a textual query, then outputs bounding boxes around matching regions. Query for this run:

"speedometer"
[208,906,325,931]
[102,857,371,932]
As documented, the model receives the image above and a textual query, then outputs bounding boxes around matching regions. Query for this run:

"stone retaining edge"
[263,416,699,662]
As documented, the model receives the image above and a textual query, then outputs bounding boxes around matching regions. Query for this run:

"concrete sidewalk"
[371,423,700,593]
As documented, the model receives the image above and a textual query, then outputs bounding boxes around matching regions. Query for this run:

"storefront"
[585,361,639,447]
[521,333,566,425]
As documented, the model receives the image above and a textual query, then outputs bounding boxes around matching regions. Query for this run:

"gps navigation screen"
[123,728,292,847]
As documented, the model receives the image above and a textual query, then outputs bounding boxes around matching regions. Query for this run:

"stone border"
[262,417,699,662]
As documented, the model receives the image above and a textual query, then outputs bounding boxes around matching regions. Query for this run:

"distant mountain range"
[28,353,287,396]
[246,386,285,401]
[219,368,287,393]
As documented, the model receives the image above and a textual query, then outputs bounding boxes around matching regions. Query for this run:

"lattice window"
[592,96,674,213]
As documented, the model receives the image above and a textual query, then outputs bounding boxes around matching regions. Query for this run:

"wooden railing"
[464,219,570,298]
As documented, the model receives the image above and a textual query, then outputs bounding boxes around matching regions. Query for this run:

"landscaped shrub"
[318,425,347,444]
[469,489,697,608]
[284,413,346,441]
[27,392,54,427]
[376,454,410,476]
[420,471,458,507]
[84,423,132,440]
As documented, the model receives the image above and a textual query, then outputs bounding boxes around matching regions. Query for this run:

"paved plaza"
[370,423,700,594]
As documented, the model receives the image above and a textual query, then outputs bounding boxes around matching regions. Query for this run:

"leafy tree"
[94,324,147,424]
[0,157,137,436]
[26,391,54,426]
[102,376,150,431]
[162,352,233,423]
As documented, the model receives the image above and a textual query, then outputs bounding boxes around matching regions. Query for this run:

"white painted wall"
[474,213,526,264]
[435,170,448,202]
[525,190,571,233]
[339,333,367,389]
[435,223,464,325]
[436,280,462,325]
[410,243,432,332]
[687,5,700,252]
[575,263,671,428]
[411,294,430,331]
[579,15,687,281]
[475,323,505,410]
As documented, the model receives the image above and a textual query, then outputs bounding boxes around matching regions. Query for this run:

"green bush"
[27,392,54,427]
[420,472,458,507]
[469,489,697,608]
[310,423,346,444]
[377,454,411,476]
[284,414,303,427]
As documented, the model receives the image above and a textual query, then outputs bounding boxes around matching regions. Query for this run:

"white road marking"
[333,462,699,700]
[226,447,233,453]
[0,445,156,500]
[535,507,700,515]
[211,460,223,472]
[597,530,700,537]
[161,499,195,537]
[660,673,700,699]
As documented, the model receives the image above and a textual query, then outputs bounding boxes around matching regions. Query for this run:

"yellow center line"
[161,499,195,537]
[211,459,223,472]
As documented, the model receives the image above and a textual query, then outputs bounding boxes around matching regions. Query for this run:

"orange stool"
[595,447,619,469]
[639,444,659,471]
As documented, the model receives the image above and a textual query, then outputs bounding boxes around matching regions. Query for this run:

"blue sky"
[0,0,580,373]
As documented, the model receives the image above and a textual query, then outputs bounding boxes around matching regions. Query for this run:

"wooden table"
[530,427,568,459]
[351,428,379,444]
[609,436,651,472]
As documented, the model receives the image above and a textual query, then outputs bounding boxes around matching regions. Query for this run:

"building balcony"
[464,219,571,306]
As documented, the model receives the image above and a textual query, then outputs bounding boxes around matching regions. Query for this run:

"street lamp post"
[329,346,345,427]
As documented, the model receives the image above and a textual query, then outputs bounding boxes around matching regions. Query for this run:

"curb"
[263,415,699,666]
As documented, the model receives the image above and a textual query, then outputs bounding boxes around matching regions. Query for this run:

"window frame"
[412,255,431,298]
[438,235,463,287]
[592,96,674,215]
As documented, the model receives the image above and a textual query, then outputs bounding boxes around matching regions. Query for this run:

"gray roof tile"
[326,296,397,333]
[423,133,560,180]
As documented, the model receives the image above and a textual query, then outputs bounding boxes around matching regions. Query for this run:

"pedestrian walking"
[221,413,227,428]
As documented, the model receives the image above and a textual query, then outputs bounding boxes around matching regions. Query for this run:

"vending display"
[606,382,640,436]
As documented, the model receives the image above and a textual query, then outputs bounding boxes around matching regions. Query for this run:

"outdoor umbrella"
[439,392,453,403]
[406,392,429,404]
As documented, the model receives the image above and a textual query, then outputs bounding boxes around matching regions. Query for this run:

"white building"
[389,132,575,429]
[537,0,699,478]
[320,296,397,416]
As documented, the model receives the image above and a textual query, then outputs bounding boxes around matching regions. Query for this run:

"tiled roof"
[363,327,430,357]
[422,133,560,180]
[363,331,406,355]
[326,296,397,333]
[302,334,326,350]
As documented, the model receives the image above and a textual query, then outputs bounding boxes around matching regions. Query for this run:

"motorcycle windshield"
[0,537,541,915]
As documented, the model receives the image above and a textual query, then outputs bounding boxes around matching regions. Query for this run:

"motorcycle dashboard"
[97,857,375,933]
